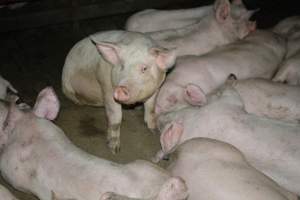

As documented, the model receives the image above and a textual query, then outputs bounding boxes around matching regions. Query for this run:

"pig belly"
[65,69,104,106]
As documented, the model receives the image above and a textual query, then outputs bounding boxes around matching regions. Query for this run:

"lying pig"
[273,25,300,85]
[126,0,246,33]
[62,30,176,153]
[148,0,256,57]
[154,86,300,195]
[0,88,188,200]
[155,30,286,115]
[272,16,300,37]
[166,138,297,200]
[228,78,300,122]
[0,184,19,200]
[0,75,18,102]
[98,138,298,200]
[273,54,300,85]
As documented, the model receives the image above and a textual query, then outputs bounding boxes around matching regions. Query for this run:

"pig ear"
[183,84,207,106]
[150,47,176,71]
[91,39,121,66]
[33,87,60,120]
[160,121,183,154]
[214,0,231,23]
[3,103,23,134]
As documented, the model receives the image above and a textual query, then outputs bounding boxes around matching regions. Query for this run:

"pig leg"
[144,92,157,131]
[103,88,122,154]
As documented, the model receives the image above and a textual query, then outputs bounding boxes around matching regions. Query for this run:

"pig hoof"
[107,138,120,154]
[146,121,157,130]
[149,128,159,134]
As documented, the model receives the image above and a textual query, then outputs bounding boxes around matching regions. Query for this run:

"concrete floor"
[0,14,170,200]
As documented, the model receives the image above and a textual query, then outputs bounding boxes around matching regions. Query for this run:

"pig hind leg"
[66,70,104,106]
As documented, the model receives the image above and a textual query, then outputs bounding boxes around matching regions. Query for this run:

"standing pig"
[62,30,176,153]
[148,0,256,57]
[0,184,20,200]
[228,78,300,122]
[125,0,247,33]
[155,30,286,115]
[154,86,300,195]
[0,75,18,102]
[0,88,188,200]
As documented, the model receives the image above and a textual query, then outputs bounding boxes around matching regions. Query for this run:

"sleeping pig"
[155,30,286,116]
[154,85,300,195]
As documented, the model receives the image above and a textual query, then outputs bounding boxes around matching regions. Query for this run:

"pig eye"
[141,65,148,73]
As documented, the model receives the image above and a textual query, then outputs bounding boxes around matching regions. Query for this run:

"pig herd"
[0,0,300,199]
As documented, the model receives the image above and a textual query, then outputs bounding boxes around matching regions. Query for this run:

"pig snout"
[114,86,130,102]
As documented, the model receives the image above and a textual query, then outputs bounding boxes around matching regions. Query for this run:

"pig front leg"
[144,92,158,132]
[103,91,122,154]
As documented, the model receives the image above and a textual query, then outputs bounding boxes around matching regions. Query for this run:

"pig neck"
[153,15,234,57]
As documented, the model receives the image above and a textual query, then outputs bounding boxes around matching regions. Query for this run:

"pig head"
[92,39,176,104]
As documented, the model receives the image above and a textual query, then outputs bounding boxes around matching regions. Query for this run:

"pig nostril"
[114,86,130,102]
[121,87,129,96]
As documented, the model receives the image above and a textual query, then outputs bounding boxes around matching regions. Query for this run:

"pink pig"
[155,30,286,116]
[166,138,297,200]
[0,88,188,200]
[273,21,300,85]
[126,0,249,33]
[148,0,256,57]
[155,85,300,195]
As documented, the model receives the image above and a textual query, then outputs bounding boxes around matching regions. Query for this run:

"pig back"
[206,30,286,79]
